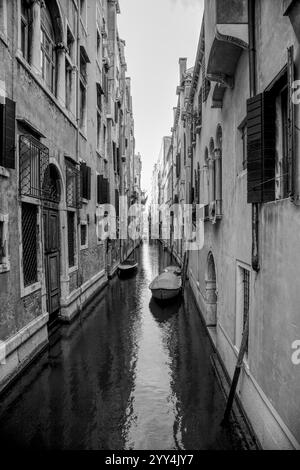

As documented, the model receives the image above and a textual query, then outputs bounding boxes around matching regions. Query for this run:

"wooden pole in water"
[222,311,249,425]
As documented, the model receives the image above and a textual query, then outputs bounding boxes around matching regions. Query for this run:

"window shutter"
[176,153,180,178]
[287,45,295,196]
[247,92,276,203]
[97,174,101,204]
[115,189,119,217]
[0,103,4,167]
[0,99,16,169]
[80,162,86,198]
[87,165,91,200]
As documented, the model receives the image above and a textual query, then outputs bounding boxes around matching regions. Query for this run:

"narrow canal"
[0,242,245,450]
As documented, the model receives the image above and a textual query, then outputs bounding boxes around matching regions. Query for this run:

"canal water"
[0,242,245,450]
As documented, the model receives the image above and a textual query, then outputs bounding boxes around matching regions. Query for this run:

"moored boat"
[118,259,138,277]
[149,268,182,301]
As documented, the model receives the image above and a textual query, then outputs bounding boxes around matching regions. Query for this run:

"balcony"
[205,0,249,89]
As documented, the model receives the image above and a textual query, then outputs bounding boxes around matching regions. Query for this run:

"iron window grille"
[22,202,38,287]
[19,135,50,200]
[66,159,81,208]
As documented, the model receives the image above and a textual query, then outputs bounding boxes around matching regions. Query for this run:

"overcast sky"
[117,0,204,194]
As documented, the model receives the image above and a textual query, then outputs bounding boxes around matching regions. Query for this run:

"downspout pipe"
[249,0,260,273]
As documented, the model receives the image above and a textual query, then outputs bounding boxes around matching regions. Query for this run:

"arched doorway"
[206,252,217,326]
[43,164,61,323]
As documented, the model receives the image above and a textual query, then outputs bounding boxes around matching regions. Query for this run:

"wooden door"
[43,208,60,319]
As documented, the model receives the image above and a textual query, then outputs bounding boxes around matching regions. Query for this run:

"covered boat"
[149,267,182,301]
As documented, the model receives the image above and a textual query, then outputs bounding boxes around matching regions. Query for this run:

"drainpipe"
[249,0,260,273]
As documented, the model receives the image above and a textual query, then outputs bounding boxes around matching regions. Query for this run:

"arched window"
[209,137,215,157]
[216,125,222,150]
[41,5,56,93]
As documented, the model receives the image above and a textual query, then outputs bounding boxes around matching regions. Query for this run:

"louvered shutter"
[287,45,295,196]
[247,92,276,203]
[97,174,101,204]
[115,189,119,217]
[0,103,4,167]
[4,99,16,169]
[0,99,16,169]
[87,166,91,200]
[80,162,86,198]
[176,154,180,178]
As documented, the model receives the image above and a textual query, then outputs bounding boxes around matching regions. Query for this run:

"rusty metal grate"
[22,202,38,287]
[19,135,49,199]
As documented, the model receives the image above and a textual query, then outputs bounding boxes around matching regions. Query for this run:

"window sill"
[68,265,78,275]
[81,198,89,205]
[0,262,10,274]
[21,282,41,299]
[80,244,88,251]
[0,166,10,178]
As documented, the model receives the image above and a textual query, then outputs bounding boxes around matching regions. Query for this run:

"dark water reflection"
[0,242,244,450]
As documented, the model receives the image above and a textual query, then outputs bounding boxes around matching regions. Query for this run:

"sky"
[117,0,204,195]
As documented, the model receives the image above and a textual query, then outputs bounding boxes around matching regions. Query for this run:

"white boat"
[149,267,182,301]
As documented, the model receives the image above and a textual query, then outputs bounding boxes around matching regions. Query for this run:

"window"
[80,162,91,200]
[41,5,56,94]
[79,81,87,131]
[66,158,80,208]
[0,214,9,272]
[65,62,73,111]
[20,0,30,61]
[97,112,101,150]
[19,135,50,198]
[97,174,109,204]
[80,0,87,27]
[22,203,38,287]
[80,223,88,249]
[97,28,101,63]
[236,264,250,355]
[67,211,76,268]
[275,85,289,199]
[67,26,75,63]
[247,48,294,204]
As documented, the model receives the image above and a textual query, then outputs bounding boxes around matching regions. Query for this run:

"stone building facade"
[0,0,139,392]
[153,0,300,449]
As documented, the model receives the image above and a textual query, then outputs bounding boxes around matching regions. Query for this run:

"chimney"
[179,58,187,82]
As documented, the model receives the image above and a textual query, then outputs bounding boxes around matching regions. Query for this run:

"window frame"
[40,5,56,95]
[0,213,9,273]
[80,220,88,250]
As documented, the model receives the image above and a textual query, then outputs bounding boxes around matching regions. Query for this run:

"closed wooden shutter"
[0,103,4,167]
[0,99,16,169]
[97,174,101,204]
[87,165,91,200]
[287,45,295,196]
[176,153,180,178]
[115,189,119,217]
[80,162,91,200]
[247,92,276,203]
